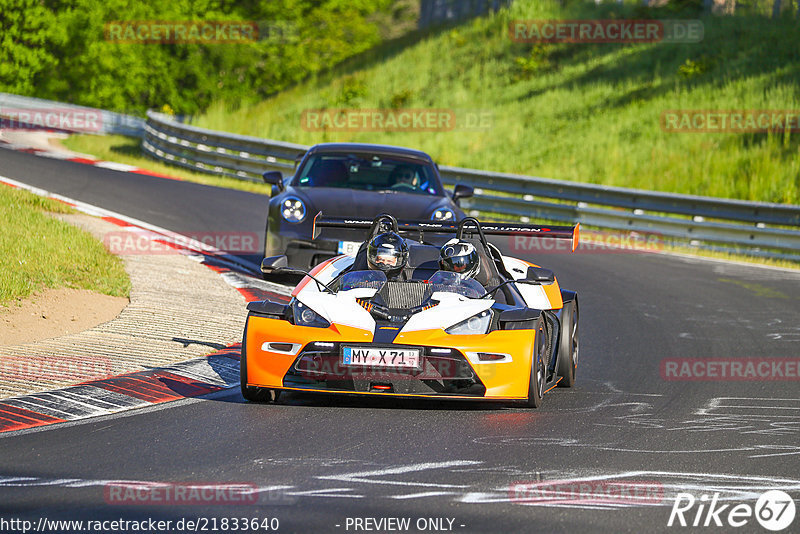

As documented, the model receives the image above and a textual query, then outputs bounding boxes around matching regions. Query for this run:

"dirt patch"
[0,288,128,346]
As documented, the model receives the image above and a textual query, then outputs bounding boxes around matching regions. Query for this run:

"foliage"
[193,0,800,204]
[2,0,399,115]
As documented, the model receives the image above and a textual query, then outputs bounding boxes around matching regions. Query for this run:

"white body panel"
[501,256,558,310]
[401,293,494,333]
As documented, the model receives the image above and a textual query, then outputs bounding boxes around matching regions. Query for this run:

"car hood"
[290,188,457,220]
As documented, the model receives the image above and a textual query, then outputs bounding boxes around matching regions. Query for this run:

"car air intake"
[379,282,429,309]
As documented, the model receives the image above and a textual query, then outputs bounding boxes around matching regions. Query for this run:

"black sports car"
[261,143,474,270]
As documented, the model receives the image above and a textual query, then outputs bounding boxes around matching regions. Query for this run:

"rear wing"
[312,212,580,252]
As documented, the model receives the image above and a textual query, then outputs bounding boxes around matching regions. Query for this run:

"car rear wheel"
[557,299,579,387]
[525,317,547,408]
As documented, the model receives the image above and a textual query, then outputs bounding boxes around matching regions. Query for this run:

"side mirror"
[261,255,289,276]
[262,171,285,192]
[524,266,555,284]
[453,184,474,203]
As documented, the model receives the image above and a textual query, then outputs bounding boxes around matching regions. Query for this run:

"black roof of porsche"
[306,143,435,163]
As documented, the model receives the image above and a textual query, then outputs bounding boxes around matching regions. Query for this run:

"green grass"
[61,135,270,194]
[0,185,131,307]
[191,0,800,205]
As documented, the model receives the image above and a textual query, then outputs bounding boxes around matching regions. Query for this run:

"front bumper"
[243,315,536,400]
[284,341,485,396]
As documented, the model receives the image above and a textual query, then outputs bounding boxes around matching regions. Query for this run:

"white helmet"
[439,238,480,279]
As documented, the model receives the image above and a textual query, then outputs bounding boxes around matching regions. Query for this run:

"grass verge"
[0,185,131,307]
[61,135,270,195]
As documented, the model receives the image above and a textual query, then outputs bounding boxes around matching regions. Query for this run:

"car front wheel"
[525,317,547,408]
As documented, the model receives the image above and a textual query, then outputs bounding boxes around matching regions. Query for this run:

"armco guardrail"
[142,110,800,260]
[0,92,145,137]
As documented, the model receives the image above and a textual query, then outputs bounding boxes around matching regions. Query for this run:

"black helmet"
[439,238,480,279]
[367,231,409,278]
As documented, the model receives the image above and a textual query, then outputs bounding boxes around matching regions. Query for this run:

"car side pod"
[498,307,541,330]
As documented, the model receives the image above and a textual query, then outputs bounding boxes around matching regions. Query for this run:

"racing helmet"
[367,231,409,278]
[439,238,480,279]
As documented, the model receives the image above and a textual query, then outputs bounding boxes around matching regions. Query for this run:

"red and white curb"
[0,345,242,433]
[0,176,290,434]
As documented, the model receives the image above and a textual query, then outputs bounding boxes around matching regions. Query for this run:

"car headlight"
[291,299,330,328]
[431,208,455,221]
[445,310,492,335]
[281,197,306,223]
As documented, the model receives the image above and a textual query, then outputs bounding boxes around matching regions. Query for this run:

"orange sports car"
[241,214,579,407]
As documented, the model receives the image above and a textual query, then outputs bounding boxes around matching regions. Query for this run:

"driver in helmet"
[389,165,420,191]
[367,231,410,280]
[439,238,480,280]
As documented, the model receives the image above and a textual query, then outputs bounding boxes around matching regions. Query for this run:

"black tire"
[525,317,547,408]
[557,299,579,388]
[240,326,281,403]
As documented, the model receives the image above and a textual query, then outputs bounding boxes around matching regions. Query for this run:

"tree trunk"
[772,0,782,19]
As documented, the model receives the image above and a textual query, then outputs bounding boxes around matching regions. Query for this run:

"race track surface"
[1,146,799,533]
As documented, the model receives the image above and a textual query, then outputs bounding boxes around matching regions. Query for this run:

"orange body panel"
[393,329,535,398]
[245,316,372,389]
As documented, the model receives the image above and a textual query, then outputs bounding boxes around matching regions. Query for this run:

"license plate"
[337,240,360,256]
[342,347,420,369]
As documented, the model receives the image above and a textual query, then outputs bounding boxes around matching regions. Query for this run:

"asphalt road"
[1,146,799,533]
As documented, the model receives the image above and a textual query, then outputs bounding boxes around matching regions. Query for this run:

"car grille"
[379,282,429,309]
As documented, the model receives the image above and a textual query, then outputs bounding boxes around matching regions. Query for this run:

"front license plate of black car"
[341,347,420,369]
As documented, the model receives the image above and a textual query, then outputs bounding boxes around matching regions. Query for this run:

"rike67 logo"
[668,490,796,531]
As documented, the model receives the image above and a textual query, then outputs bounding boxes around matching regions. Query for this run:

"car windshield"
[292,153,444,196]
[337,269,484,300]
[426,270,485,299]
[339,270,388,292]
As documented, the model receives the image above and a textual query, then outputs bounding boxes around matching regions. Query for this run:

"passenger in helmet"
[367,231,409,279]
[439,238,480,280]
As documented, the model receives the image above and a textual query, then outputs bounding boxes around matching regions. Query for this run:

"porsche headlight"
[291,300,330,328]
[445,310,492,335]
[431,208,455,221]
[281,197,306,223]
